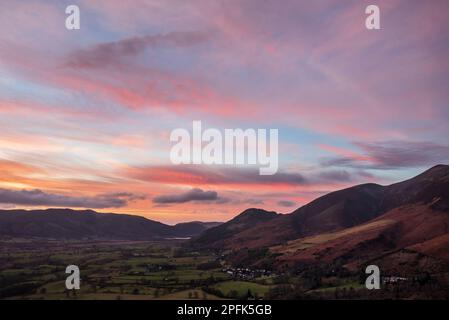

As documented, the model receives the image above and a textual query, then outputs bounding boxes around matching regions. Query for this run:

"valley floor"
[1,239,448,300]
[0,239,269,300]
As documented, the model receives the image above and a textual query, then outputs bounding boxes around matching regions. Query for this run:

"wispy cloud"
[1,0,448,223]
[322,141,449,169]
[126,165,308,186]
[277,200,296,207]
[65,31,211,69]
[0,189,145,209]
[316,170,351,182]
[153,188,220,204]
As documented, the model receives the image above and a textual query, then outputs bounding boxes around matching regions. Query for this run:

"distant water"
[165,237,191,240]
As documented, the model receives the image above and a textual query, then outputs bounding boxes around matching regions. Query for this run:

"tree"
[229,290,239,299]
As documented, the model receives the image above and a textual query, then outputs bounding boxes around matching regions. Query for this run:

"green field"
[211,280,270,299]
[0,240,272,300]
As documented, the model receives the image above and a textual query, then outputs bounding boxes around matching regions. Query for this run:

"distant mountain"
[0,209,221,240]
[172,221,222,238]
[3,165,449,273]
[192,208,280,248]
[287,165,449,239]
[191,182,391,250]
[191,165,449,271]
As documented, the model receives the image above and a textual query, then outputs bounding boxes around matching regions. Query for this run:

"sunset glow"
[1,0,448,224]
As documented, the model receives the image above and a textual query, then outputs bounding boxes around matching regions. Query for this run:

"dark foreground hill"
[190,165,449,272]
[0,209,220,240]
[192,208,280,248]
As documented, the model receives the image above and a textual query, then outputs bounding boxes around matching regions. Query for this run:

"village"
[221,267,274,281]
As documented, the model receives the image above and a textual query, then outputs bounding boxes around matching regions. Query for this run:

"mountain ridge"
[0,208,221,240]
[191,165,449,263]
[1,164,448,262]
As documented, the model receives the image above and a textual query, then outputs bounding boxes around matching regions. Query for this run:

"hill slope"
[191,165,449,270]
[0,209,220,240]
[192,208,280,248]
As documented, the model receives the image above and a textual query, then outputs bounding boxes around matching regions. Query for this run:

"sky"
[0,0,448,224]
